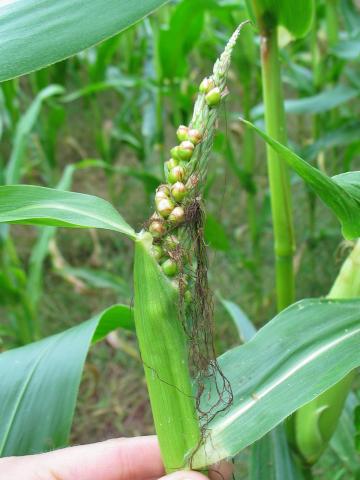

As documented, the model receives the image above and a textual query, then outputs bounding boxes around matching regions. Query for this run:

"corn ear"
[328,240,360,298]
[134,232,200,471]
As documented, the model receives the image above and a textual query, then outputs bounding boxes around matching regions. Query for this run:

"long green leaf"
[293,240,360,464]
[0,304,133,456]
[330,393,360,475]
[60,267,130,297]
[302,121,360,162]
[221,299,256,343]
[222,299,301,479]
[241,119,360,240]
[245,0,314,38]
[332,36,360,60]
[251,85,359,118]
[284,86,359,114]
[192,298,360,467]
[250,426,303,480]
[0,0,169,81]
[26,160,116,306]
[0,185,136,239]
[5,85,64,185]
[158,0,207,79]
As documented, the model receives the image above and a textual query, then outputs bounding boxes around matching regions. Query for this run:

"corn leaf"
[221,299,256,343]
[245,0,314,38]
[293,240,360,464]
[192,298,360,467]
[330,393,360,474]
[0,185,135,239]
[0,0,170,81]
[251,85,359,118]
[60,267,130,297]
[222,299,301,478]
[0,304,133,456]
[26,161,118,307]
[331,36,360,60]
[302,121,360,162]
[5,85,64,185]
[241,119,360,240]
[250,426,302,480]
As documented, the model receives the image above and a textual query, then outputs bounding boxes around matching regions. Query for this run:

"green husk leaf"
[134,232,200,472]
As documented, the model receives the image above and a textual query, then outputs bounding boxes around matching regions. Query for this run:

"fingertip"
[160,470,209,480]
[209,461,234,480]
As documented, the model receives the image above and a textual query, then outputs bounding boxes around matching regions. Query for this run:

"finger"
[159,460,233,480]
[209,461,234,480]
[0,436,165,480]
[161,470,209,480]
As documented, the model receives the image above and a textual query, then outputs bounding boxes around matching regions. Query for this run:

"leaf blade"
[0,185,136,239]
[241,119,360,240]
[192,298,360,467]
[5,85,64,185]
[0,304,133,456]
[221,299,256,343]
[250,426,303,480]
[0,0,170,81]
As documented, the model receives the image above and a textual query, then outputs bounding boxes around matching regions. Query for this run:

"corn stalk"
[252,1,296,312]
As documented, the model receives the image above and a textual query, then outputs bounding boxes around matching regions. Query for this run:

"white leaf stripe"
[212,325,360,435]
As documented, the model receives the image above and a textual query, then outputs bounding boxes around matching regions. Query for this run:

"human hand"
[0,436,231,480]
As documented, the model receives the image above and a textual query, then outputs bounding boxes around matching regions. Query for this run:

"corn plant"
[0,1,360,479]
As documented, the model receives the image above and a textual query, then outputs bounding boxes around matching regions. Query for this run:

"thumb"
[161,472,208,480]
[161,460,233,480]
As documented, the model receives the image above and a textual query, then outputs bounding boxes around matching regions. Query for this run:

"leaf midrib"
[211,323,360,435]
[0,202,134,237]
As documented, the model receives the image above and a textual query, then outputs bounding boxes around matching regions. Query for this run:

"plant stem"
[242,80,258,253]
[308,16,321,241]
[258,20,295,311]
[325,0,339,48]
